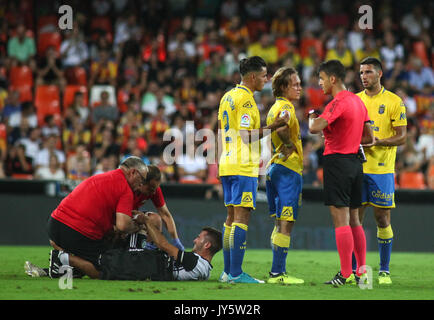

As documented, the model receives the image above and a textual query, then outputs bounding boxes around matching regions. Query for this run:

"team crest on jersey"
[243,101,253,108]
[240,113,251,127]
[378,104,385,114]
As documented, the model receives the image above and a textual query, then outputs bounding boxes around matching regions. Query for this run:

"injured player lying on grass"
[25,212,222,281]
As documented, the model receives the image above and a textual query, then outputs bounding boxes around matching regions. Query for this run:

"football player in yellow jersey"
[265,66,304,285]
[217,56,288,284]
[351,57,407,285]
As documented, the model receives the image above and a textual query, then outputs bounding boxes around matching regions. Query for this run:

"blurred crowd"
[0,0,433,191]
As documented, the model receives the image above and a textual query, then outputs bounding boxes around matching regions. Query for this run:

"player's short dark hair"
[271,66,298,97]
[318,60,346,82]
[202,227,222,255]
[360,57,383,72]
[147,164,161,182]
[239,56,267,76]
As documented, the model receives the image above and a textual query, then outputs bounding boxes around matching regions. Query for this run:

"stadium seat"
[11,173,34,180]
[9,65,33,88]
[9,66,34,102]
[399,172,426,189]
[427,165,434,189]
[306,87,327,109]
[63,85,88,110]
[10,85,33,103]
[34,85,61,126]
[246,20,268,41]
[90,85,117,107]
[90,16,113,42]
[37,15,58,34]
[65,67,87,86]
[37,32,61,57]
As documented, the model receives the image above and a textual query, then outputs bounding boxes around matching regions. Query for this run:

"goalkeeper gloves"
[172,238,185,251]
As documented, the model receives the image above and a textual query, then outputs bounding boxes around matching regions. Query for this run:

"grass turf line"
[0,246,433,300]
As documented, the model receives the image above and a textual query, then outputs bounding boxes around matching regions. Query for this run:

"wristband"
[172,238,185,251]
[308,109,320,118]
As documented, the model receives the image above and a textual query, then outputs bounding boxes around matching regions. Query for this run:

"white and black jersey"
[173,250,212,281]
[128,232,212,281]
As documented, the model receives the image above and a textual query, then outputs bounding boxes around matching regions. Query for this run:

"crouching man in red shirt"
[47,156,150,279]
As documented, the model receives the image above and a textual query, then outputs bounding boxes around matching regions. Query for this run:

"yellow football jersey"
[218,84,261,177]
[266,97,303,175]
[357,87,407,174]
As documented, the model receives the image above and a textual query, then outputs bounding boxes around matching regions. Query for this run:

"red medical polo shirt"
[51,169,134,240]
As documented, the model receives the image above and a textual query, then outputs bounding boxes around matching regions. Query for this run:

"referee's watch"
[308,109,320,118]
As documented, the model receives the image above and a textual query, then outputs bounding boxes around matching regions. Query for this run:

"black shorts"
[323,154,363,208]
[47,216,107,268]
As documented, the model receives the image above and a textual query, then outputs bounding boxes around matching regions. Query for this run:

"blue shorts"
[362,173,395,208]
[221,175,258,209]
[266,163,302,221]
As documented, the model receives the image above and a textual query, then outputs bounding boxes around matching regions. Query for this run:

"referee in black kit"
[309,60,374,286]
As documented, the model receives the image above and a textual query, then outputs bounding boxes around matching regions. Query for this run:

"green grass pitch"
[1,246,433,300]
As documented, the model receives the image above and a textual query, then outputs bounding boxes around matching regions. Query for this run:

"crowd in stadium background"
[0,0,432,191]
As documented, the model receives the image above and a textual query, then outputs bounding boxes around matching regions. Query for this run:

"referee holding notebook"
[309,60,374,286]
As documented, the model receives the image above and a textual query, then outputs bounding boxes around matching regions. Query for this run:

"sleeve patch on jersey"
[279,109,290,119]
[176,251,199,271]
[243,101,253,108]
[240,113,251,127]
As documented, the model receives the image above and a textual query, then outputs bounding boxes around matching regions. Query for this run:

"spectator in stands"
[270,8,296,38]
[400,5,431,39]
[220,0,239,21]
[384,59,409,90]
[7,22,36,69]
[89,49,118,87]
[141,86,176,117]
[1,89,21,122]
[60,28,89,69]
[168,31,196,60]
[220,16,249,48]
[93,125,121,164]
[35,153,65,181]
[247,33,279,65]
[64,91,90,127]
[325,38,353,68]
[408,56,434,94]
[92,90,119,124]
[18,127,41,165]
[8,101,37,129]
[41,114,60,138]
[62,114,92,154]
[35,46,66,92]
[66,144,91,181]
[355,35,380,63]
[35,134,65,170]
[93,154,118,175]
[176,143,207,184]
[4,143,33,177]
[380,31,404,71]
[145,104,169,158]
